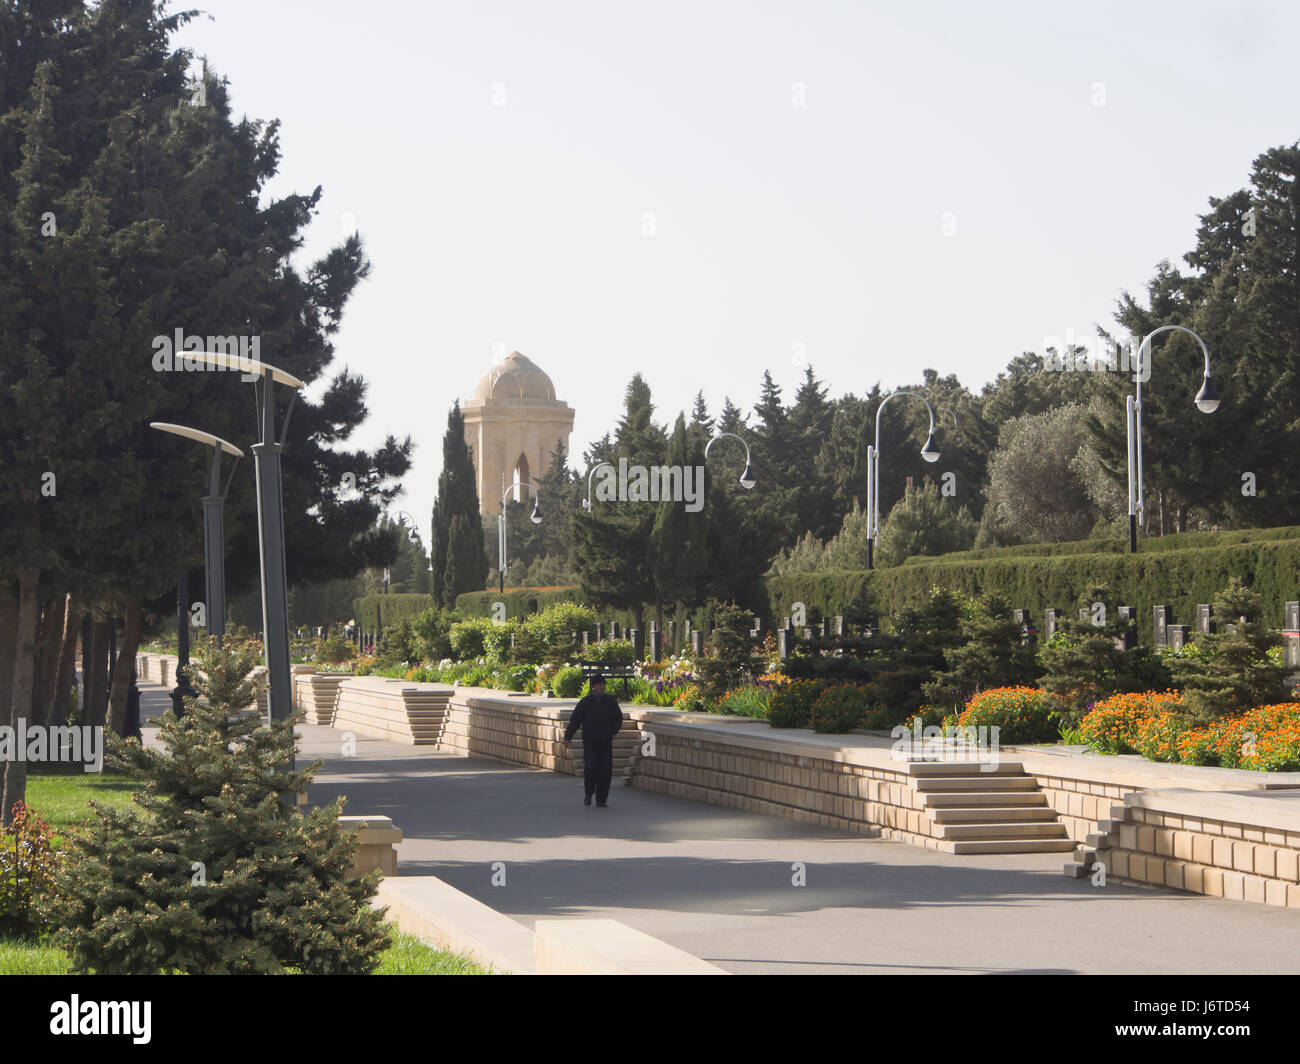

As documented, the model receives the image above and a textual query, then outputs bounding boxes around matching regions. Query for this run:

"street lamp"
[149,423,243,667]
[703,432,757,489]
[865,390,941,570]
[172,350,304,728]
[1126,325,1220,552]
[582,461,615,511]
[498,482,542,592]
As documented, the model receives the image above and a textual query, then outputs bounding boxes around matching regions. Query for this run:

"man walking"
[562,675,624,807]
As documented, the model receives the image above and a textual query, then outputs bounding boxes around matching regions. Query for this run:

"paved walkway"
[138,682,1300,974]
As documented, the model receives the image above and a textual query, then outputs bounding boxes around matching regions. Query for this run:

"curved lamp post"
[1126,326,1220,552]
[582,461,616,511]
[866,391,941,570]
[703,432,757,489]
[173,350,304,729]
[498,482,542,592]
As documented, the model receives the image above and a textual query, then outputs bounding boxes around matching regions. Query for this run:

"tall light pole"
[582,461,615,511]
[1126,326,1220,552]
[703,432,757,489]
[498,482,542,592]
[175,351,304,728]
[866,391,941,570]
[149,423,243,652]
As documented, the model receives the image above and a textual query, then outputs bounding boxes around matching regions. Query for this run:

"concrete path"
[136,682,1300,974]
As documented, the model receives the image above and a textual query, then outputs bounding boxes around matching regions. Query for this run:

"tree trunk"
[33,594,65,726]
[1175,504,1188,534]
[673,599,685,655]
[0,584,17,820]
[107,597,143,735]
[2,570,40,826]
[48,600,81,727]
[80,613,92,712]
[85,618,109,728]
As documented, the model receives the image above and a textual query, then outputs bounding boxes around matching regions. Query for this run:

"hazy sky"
[173,0,1300,546]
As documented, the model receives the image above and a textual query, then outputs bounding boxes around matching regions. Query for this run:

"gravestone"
[666,620,676,649]
[611,621,621,640]
[1115,606,1135,651]
[777,628,791,661]
[1196,604,1213,635]
[1284,601,1300,671]
[691,630,703,657]
[1153,606,1170,648]
[596,622,605,641]
[833,616,845,637]
[820,618,829,638]
[648,628,662,662]
[630,628,643,661]
[582,630,590,647]
[1168,625,1190,650]
[1045,609,1062,638]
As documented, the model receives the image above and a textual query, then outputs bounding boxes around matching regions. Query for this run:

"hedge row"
[455,586,712,633]
[914,525,1300,565]
[352,593,434,631]
[766,538,1300,641]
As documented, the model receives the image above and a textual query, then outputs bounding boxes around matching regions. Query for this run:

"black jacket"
[564,691,624,745]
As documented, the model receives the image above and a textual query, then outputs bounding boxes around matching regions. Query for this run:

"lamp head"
[739,463,756,490]
[530,499,543,524]
[920,432,941,463]
[1194,374,1221,414]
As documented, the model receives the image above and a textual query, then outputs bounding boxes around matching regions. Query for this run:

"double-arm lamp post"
[1126,325,1221,552]
[173,352,304,728]
[865,391,941,570]
[498,483,542,592]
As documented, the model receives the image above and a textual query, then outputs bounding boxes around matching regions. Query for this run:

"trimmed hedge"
[766,537,1300,641]
[454,586,713,634]
[352,593,434,631]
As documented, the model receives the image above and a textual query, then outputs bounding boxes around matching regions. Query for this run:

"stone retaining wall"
[333,677,452,744]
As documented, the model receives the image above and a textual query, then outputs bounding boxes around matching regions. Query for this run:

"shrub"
[811,685,867,734]
[1135,711,1190,763]
[956,686,1062,745]
[410,607,456,661]
[1079,691,1183,754]
[716,686,771,719]
[579,638,635,664]
[1245,704,1300,772]
[449,618,490,660]
[315,634,356,665]
[552,666,585,698]
[766,679,827,729]
[696,602,761,701]
[1175,726,1219,766]
[523,603,598,656]
[0,802,59,938]
[493,665,534,691]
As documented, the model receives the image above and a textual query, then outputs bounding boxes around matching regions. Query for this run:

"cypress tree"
[429,403,486,606]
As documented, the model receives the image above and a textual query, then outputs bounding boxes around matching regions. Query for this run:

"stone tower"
[462,351,575,515]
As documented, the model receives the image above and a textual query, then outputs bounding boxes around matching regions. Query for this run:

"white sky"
[173,0,1300,547]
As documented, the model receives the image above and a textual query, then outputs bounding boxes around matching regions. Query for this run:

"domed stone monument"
[462,351,575,515]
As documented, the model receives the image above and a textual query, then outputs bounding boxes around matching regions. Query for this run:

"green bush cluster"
[766,680,827,728]
[810,685,866,734]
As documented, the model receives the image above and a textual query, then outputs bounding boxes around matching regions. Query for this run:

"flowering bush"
[956,687,1062,745]
[1135,710,1190,763]
[1079,691,1183,754]
[672,683,711,713]
[1244,704,1300,772]
[810,685,866,734]
[0,802,59,937]
[767,679,827,729]
[1176,703,1300,770]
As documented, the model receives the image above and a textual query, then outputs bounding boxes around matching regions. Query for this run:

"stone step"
[913,775,1039,792]
[904,760,1025,777]
[929,806,1060,823]
[935,821,1069,840]
[919,791,1048,808]
[944,837,1078,855]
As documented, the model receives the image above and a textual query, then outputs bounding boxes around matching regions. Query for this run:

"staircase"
[906,758,1075,854]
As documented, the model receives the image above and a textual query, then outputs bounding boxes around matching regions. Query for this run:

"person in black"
[562,675,624,807]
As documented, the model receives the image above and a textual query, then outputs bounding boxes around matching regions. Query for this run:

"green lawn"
[0,929,494,975]
[25,764,142,833]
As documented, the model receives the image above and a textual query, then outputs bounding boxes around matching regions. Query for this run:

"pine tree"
[44,640,391,974]
[1171,578,1291,721]
[1039,585,1171,720]
[875,479,977,566]
[651,415,709,651]
[923,592,1042,712]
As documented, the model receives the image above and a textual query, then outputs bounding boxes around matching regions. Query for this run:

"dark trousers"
[583,740,614,802]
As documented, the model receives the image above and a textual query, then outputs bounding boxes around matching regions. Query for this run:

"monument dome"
[462,351,574,516]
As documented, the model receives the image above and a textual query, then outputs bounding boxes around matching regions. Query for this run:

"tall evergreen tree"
[650,415,710,650]
[429,403,486,606]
